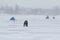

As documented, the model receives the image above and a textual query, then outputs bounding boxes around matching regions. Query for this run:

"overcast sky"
[0,0,60,9]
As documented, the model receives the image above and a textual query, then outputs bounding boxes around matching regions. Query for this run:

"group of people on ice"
[10,17,28,27]
[46,16,55,19]
[10,16,55,27]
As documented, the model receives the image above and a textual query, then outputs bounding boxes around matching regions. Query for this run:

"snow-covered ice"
[0,14,60,40]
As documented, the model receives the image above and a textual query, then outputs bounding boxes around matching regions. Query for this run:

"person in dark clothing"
[46,16,49,19]
[23,20,28,27]
[53,16,55,19]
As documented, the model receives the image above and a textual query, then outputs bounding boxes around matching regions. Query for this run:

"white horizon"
[0,0,60,9]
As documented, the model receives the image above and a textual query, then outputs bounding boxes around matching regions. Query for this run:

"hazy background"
[0,0,60,16]
[0,0,60,9]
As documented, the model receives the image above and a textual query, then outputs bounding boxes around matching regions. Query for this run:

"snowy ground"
[0,14,60,40]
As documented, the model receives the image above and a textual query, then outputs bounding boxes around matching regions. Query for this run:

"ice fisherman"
[46,16,49,19]
[23,20,28,27]
[53,17,55,19]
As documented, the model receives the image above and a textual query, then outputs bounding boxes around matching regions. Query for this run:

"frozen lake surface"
[0,14,60,40]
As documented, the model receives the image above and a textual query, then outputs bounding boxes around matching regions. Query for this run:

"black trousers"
[24,23,28,27]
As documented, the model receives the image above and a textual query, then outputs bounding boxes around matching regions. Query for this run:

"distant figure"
[46,16,49,19]
[53,17,55,19]
[10,17,15,23]
[10,17,15,21]
[23,20,28,27]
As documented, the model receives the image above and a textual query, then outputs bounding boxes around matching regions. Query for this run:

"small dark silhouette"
[53,17,55,19]
[23,20,28,27]
[46,16,49,19]
[10,17,15,21]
